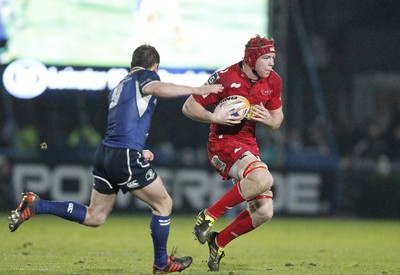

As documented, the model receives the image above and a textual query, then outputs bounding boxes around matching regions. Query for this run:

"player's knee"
[91,219,106,227]
[166,196,173,214]
[248,169,273,194]
[85,209,108,227]
[251,202,274,227]
[261,171,274,191]
[153,194,173,216]
[261,204,274,222]
[163,194,173,213]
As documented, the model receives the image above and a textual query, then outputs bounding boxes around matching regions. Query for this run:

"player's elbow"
[268,114,284,130]
[182,97,196,118]
[182,102,189,116]
[268,123,282,131]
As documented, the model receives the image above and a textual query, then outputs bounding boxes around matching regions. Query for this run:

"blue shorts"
[92,144,158,194]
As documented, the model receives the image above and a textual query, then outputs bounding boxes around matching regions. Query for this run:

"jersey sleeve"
[192,71,221,107]
[265,71,283,110]
[137,70,161,95]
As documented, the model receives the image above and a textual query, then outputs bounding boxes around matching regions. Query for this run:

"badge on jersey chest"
[261,89,273,96]
[207,72,220,85]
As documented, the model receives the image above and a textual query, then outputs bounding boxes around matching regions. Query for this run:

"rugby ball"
[218,95,250,119]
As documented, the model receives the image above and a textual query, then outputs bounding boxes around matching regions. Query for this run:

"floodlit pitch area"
[1,214,399,274]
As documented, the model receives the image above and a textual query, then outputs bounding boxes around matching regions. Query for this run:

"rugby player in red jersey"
[183,35,284,272]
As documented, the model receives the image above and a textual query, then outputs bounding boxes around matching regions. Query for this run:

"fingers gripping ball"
[218,95,250,120]
[246,104,257,120]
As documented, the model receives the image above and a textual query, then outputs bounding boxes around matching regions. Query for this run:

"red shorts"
[207,136,259,180]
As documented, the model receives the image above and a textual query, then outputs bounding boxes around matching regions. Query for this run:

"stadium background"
[0,0,399,219]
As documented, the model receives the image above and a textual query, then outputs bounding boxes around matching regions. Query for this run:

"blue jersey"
[102,67,160,151]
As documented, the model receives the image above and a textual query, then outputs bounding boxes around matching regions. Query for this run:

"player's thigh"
[130,176,172,215]
[234,154,273,190]
[230,153,260,180]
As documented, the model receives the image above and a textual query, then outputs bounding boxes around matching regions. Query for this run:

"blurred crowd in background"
[0,91,399,170]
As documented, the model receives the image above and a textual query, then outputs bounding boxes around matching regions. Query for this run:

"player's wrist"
[208,111,215,123]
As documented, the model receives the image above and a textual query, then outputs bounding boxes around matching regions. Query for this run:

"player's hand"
[211,103,243,126]
[194,84,223,95]
[142,149,154,161]
[248,103,273,125]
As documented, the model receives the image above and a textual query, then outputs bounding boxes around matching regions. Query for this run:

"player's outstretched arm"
[144,82,223,98]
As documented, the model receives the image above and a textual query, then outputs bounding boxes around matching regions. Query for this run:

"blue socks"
[34,202,171,267]
[150,214,170,267]
[35,200,87,224]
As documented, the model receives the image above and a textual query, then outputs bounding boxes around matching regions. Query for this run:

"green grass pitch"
[1,214,399,274]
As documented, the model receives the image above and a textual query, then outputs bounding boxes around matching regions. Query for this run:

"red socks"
[206,182,256,248]
[216,209,255,248]
[207,182,245,219]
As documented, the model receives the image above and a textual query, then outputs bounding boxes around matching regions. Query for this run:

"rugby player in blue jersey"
[8,44,223,274]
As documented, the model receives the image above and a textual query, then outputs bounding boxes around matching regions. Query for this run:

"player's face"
[255,53,275,78]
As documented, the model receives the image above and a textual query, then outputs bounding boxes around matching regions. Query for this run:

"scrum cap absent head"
[244,35,276,69]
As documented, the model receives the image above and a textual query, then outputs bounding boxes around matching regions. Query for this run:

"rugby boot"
[8,192,40,232]
[207,231,225,272]
[152,248,193,274]
[193,209,215,244]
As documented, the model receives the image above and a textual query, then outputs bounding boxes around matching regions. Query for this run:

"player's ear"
[151,63,159,72]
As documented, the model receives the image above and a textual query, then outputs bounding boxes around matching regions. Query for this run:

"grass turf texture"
[1,214,399,274]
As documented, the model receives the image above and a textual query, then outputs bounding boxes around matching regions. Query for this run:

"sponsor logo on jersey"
[207,72,219,85]
[230,83,241,88]
[211,155,226,172]
[234,147,242,153]
[145,169,156,181]
[127,180,139,188]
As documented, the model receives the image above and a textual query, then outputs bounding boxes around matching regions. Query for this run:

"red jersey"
[193,62,282,180]
[193,62,282,144]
